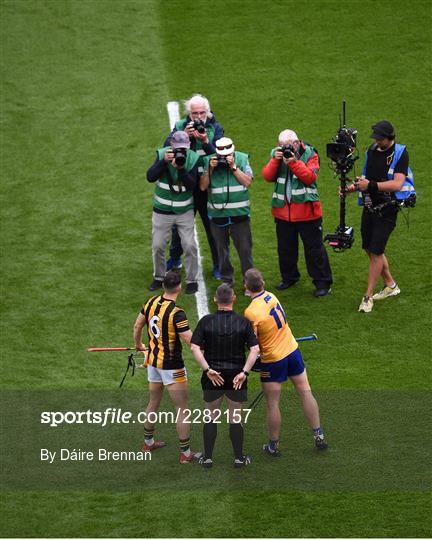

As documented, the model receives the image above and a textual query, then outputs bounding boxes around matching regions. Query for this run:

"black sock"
[229,423,244,460]
[203,421,217,459]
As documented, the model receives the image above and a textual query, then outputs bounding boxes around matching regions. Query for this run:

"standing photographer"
[146,131,199,295]
[344,121,410,313]
[200,137,254,287]
[164,94,224,279]
[262,129,333,297]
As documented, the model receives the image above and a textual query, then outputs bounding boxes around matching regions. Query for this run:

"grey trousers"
[210,219,253,285]
[152,210,198,283]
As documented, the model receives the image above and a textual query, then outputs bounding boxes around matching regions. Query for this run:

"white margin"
[166,101,209,318]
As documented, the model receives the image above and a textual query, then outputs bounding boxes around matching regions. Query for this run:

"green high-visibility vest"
[153,147,199,214]
[203,151,250,218]
[175,118,216,172]
[270,144,319,207]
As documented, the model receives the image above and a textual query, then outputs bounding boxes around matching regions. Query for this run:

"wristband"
[203,368,210,374]
[368,180,379,194]
[242,369,249,377]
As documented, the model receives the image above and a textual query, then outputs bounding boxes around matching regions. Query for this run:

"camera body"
[280,144,296,159]
[326,127,358,175]
[173,148,187,167]
[324,226,354,251]
[216,155,228,167]
[193,120,206,134]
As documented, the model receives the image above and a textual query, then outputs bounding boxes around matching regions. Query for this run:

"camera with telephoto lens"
[173,148,187,167]
[280,144,296,159]
[193,120,206,134]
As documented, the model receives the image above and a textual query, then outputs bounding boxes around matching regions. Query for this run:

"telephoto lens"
[281,144,295,159]
[193,120,206,134]
[173,148,187,166]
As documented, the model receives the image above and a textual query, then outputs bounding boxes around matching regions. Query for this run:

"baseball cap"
[216,137,235,156]
[370,120,395,139]
[171,131,191,149]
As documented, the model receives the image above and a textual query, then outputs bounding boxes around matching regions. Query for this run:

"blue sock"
[269,439,279,451]
[312,427,323,437]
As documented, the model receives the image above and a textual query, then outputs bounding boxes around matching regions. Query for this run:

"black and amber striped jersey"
[140,295,189,369]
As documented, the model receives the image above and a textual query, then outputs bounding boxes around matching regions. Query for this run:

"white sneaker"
[372,284,400,301]
[358,295,373,313]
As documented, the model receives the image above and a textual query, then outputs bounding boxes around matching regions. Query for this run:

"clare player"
[241,268,328,456]
[133,271,201,463]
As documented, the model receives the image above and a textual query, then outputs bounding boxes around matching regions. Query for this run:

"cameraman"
[344,120,409,313]
[200,137,254,287]
[146,131,199,295]
[262,129,333,297]
[163,94,224,279]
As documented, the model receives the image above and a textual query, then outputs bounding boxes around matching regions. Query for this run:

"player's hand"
[233,372,246,390]
[207,369,224,386]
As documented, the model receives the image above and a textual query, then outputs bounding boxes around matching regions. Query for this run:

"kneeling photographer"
[344,120,413,313]
[146,131,200,295]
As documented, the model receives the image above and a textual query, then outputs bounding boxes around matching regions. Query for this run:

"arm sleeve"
[288,153,319,185]
[394,149,409,175]
[178,163,198,190]
[146,157,167,183]
[190,319,205,345]
[173,309,190,334]
[244,319,259,348]
[262,157,280,182]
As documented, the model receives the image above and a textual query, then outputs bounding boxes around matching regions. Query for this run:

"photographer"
[344,121,409,313]
[262,129,333,297]
[163,94,224,279]
[200,137,254,287]
[146,131,199,295]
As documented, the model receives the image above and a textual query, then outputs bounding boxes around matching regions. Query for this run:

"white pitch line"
[166,101,209,318]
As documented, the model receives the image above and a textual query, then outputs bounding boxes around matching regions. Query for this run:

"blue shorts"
[260,348,305,383]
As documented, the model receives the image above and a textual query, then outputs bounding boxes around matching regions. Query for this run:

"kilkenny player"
[133,271,201,463]
[240,268,328,455]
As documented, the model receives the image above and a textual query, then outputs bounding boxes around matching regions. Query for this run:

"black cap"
[370,120,395,139]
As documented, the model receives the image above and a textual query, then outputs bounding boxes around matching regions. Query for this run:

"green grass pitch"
[1,0,431,537]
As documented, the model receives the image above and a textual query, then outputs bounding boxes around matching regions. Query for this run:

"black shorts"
[201,369,248,403]
[361,210,397,255]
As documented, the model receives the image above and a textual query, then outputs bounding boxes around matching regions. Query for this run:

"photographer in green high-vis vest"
[146,131,200,295]
[200,137,254,286]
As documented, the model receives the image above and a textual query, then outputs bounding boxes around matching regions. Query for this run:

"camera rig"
[324,101,358,252]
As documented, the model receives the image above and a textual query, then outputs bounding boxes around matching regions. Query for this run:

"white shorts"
[147,365,188,385]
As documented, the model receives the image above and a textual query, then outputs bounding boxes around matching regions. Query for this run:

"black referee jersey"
[191,310,258,370]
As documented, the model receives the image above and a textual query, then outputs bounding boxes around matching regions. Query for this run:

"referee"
[190,284,260,468]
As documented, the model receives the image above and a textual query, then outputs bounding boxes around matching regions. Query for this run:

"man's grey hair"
[184,94,213,119]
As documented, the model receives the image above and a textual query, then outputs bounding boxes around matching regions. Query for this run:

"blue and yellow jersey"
[244,291,297,363]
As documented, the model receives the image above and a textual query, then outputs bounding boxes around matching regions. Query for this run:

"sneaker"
[212,266,222,280]
[185,282,198,295]
[166,258,182,271]
[148,279,163,291]
[234,455,252,468]
[142,440,166,452]
[372,284,400,301]
[276,281,297,291]
[262,444,281,457]
[198,456,213,469]
[179,450,202,464]
[315,436,328,451]
[314,288,331,297]
[358,295,373,313]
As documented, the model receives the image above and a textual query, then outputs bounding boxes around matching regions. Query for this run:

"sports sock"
[312,426,324,439]
[229,423,244,460]
[144,426,155,446]
[268,439,279,452]
[179,437,190,456]
[203,421,218,459]
[389,282,396,289]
